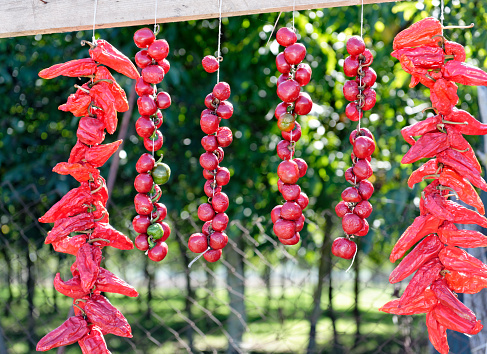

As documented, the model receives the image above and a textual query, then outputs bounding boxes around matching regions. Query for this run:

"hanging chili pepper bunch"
[131,27,172,262]
[36,39,139,352]
[332,36,377,259]
[270,27,312,246]
[381,17,487,354]
[186,54,233,263]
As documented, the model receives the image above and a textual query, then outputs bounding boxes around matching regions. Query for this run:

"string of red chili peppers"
[380,17,487,354]
[36,39,139,352]
[131,26,173,262]
[271,26,312,246]
[332,36,376,260]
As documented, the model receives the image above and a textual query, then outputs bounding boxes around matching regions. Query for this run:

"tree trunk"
[26,246,36,351]
[328,261,339,350]
[1,246,13,317]
[307,215,333,354]
[225,236,246,354]
[465,85,487,354]
[353,249,361,349]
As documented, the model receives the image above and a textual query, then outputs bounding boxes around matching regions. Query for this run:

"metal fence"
[0,179,431,354]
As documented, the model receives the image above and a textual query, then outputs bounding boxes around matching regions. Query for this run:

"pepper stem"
[80,40,96,49]
[87,238,110,244]
[73,304,86,316]
[442,119,468,125]
[74,84,90,94]
[93,211,107,222]
[443,23,474,29]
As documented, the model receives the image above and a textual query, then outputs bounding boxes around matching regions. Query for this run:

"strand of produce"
[36,38,139,353]
[332,35,376,259]
[381,17,487,354]
[271,26,312,246]
[131,27,172,262]
[187,53,233,263]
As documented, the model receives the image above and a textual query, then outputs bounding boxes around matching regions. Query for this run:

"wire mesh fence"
[0,179,430,354]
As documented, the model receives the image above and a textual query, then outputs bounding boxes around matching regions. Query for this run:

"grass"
[1,282,428,353]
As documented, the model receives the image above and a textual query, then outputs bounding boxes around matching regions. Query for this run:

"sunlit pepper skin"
[379,289,438,315]
[52,162,100,183]
[94,66,129,112]
[90,83,118,134]
[426,311,449,354]
[68,140,89,163]
[59,89,92,117]
[438,170,484,214]
[431,303,483,335]
[88,39,139,79]
[95,268,139,297]
[51,234,88,255]
[439,246,487,278]
[398,257,443,307]
[438,221,487,249]
[444,41,466,62]
[442,60,487,86]
[36,316,90,351]
[76,243,103,292]
[78,327,111,354]
[84,294,132,338]
[401,115,441,146]
[437,149,487,191]
[389,235,444,283]
[444,108,487,136]
[39,185,93,223]
[392,46,445,69]
[45,213,95,244]
[430,79,459,116]
[399,56,435,89]
[84,140,122,168]
[39,58,98,79]
[53,273,89,298]
[76,117,106,145]
[390,214,442,262]
[401,132,449,164]
[431,278,476,321]
[393,17,442,50]
[445,271,487,294]
[90,222,134,250]
[407,159,438,188]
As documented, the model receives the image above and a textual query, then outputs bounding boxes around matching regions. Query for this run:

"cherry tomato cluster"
[131,27,172,262]
[271,27,312,245]
[332,36,376,259]
[187,58,233,263]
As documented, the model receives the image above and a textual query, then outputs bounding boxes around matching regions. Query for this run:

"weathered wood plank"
[0,0,399,38]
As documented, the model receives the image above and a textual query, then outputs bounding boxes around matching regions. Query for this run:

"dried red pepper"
[444,41,466,62]
[45,213,95,244]
[90,222,134,250]
[95,268,139,297]
[431,278,476,321]
[53,273,89,298]
[389,234,443,283]
[84,140,122,167]
[444,108,487,136]
[39,185,93,223]
[430,79,459,116]
[401,115,440,145]
[51,234,88,255]
[431,304,483,335]
[77,117,106,145]
[392,46,445,69]
[87,39,139,79]
[78,327,111,354]
[393,17,442,50]
[445,271,487,294]
[442,60,487,86]
[76,243,102,292]
[59,90,91,117]
[36,316,89,351]
[53,162,100,182]
[84,294,132,337]
[438,168,484,213]
[379,289,438,315]
[39,58,98,79]
[90,82,118,134]
[94,66,129,112]
[439,246,487,278]
[407,159,438,188]
[426,311,449,354]
[401,132,449,164]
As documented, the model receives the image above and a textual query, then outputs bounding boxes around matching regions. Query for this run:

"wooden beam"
[0,0,399,39]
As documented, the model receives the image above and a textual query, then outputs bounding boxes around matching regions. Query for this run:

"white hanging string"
[440,0,445,33]
[188,247,211,268]
[266,12,282,46]
[360,0,364,38]
[92,0,98,43]
[154,0,159,33]
[216,0,223,84]
[345,246,358,273]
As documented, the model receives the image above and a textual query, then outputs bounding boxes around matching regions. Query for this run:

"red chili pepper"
[76,243,103,292]
[438,169,484,214]
[401,132,449,164]
[431,278,476,321]
[84,294,133,337]
[442,60,487,86]
[52,162,100,183]
[39,58,98,79]
[77,117,106,145]
[431,303,483,335]
[81,177,108,206]
[439,246,487,278]
[45,213,95,244]
[390,214,442,262]
[68,140,89,163]
[401,115,441,145]
[59,89,92,117]
[446,128,470,150]
[444,41,466,62]
[407,159,438,188]
[392,46,445,69]
[53,273,89,298]
[430,79,459,116]
[94,66,129,112]
[36,316,90,351]
[441,199,487,227]
[95,267,139,297]
[437,149,487,191]
[398,258,443,307]
[398,56,435,89]
[51,234,88,255]
[445,271,487,294]
[85,140,122,168]
[90,82,118,134]
[90,222,134,250]
[426,311,449,354]
[379,289,437,315]
[389,235,443,283]
[87,39,139,79]
[91,200,109,221]
[393,17,442,50]
[444,108,487,136]
[78,327,111,354]
[39,184,93,223]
